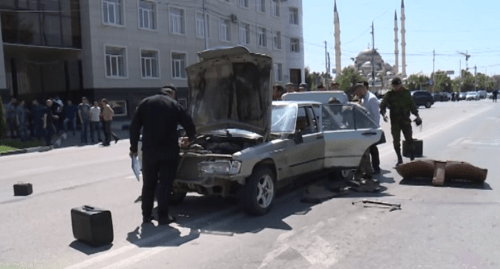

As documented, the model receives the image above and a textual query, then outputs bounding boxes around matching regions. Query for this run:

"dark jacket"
[130,93,196,158]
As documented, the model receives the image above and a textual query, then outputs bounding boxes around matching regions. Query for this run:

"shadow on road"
[68,240,113,255]
[400,177,492,190]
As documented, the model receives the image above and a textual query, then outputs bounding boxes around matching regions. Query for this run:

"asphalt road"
[1,99,499,269]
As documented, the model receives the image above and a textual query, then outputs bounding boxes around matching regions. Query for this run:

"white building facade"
[80,0,305,116]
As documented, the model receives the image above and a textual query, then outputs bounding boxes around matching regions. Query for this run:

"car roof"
[273,100,322,106]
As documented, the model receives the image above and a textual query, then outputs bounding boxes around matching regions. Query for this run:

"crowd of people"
[3,96,119,147]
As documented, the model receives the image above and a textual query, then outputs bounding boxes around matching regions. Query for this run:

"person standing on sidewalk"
[89,101,102,143]
[16,100,28,141]
[101,99,119,146]
[5,98,18,138]
[130,86,196,225]
[42,99,58,146]
[379,77,421,166]
[64,100,78,136]
[78,97,91,144]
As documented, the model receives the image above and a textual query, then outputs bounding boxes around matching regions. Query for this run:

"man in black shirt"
[42,99,58,146]
[130,86,196,225]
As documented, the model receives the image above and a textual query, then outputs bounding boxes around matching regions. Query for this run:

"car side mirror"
[294,131,304,144]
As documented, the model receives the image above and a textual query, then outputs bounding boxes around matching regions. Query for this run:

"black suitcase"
[71,205,113,246]
[403,139,423,158]
[14,183,33,196]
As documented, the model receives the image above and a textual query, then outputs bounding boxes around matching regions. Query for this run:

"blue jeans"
[80,120,89,143]
[90,121,102,143]
[64,117,76,135]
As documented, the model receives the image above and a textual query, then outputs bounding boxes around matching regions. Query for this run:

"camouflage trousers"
[391,118,413,156]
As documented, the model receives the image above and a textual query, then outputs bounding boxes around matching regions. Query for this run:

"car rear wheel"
[425,101,432,108]
[243,166,276,216]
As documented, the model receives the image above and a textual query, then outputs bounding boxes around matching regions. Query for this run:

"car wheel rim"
[256,174,274,208]
[341,169,351,178]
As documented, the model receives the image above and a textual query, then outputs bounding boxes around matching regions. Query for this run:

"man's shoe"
[115,137,119,144]
[158,215,176,225]
[373,167,381,174]
[395,159,403,167]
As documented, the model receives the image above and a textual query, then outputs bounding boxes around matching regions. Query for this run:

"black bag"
[14,183,33,196]
[403,139,423,158]
[71,205,113,246]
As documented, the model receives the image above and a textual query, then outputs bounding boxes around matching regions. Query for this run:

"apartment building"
[1,0,304,118]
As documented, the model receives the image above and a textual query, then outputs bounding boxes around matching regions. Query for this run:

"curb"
[0,146,52,157]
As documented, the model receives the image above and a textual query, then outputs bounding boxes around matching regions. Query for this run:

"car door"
[287,106,325,176]
[322,104,382,169]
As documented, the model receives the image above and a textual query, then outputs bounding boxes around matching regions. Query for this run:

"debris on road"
[13,182,33,196]
[396,159,487,186]
[352,199,401,212]
[300,182,350,204]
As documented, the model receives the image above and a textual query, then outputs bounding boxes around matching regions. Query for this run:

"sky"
[303,0,500,79]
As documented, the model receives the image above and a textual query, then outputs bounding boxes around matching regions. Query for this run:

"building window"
[220,19,231,42]
[170,7,185,34]
[257,0,266,13]
[271,0,280,17]
[239,23,250,45]
[138,1,156,30]
[141,50,159,78]
[196,12,205,38]
[273,31,281,49]
[105,46,126,78]
[275,63,282,82]
[289,7,299,25]
[238,0,249,8]
[291,38,300,52]
[172,52,187,79]
[103,0,123,26]
[257,27,267,47]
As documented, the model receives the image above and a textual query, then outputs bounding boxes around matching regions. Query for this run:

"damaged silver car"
[140,46,385,215]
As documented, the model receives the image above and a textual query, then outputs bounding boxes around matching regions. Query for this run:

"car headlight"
[198,161,242,175]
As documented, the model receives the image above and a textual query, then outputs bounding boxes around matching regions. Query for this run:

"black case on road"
[14,183,33,196]
[403,139,423,158]
[71,205,113,246]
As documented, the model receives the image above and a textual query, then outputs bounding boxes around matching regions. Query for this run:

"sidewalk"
[54,120,131,148]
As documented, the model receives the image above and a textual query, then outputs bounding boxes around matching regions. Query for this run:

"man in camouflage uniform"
[380,77,422,166]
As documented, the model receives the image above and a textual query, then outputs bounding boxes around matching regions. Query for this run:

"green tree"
[432,71,453,92]
[491,75,500,89]
[460,70,475,91]
[334,67,364,93]
[405,74,430,91]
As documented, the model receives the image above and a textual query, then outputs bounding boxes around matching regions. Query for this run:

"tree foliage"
[405,74,430,91]
[334,67,364,93]
[432,71,453,92]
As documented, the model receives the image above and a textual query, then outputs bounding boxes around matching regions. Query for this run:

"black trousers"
[369,144,380,169]
[141,154,179,219]
[102,120,118,144]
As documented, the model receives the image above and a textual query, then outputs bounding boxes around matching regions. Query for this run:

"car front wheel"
[425,101,432,108]
[329,168,355,181]
[243,166,276,216]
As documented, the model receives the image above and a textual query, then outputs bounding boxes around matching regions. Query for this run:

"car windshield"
[271,103,297,133]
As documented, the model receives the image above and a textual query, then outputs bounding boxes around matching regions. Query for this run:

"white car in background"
[466,91,479,101]
[282,91,349,104]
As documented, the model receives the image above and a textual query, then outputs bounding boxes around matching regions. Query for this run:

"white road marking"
[448,137,465,148]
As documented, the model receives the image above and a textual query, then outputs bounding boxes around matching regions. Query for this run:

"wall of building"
[0,15,7,92]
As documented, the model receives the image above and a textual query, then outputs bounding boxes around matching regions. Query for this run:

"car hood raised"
[186,46,273,138]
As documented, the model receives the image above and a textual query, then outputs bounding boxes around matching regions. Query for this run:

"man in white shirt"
[355,82,381,174]
[89,101,102,143]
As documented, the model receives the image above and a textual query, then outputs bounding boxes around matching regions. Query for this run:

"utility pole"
[203,0,209,50]
[474,65,477,91]
[371,22,375,90]
[459,60,462,92]
[432,49,435,93]
[325,41,329,87]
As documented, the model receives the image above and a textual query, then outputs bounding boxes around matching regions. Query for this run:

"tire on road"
[242,166,276,216]
[169,191,187,205]
[425,101,432,108]
[329,168,355,181]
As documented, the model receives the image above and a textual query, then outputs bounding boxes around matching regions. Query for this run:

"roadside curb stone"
[0,146,52,157]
